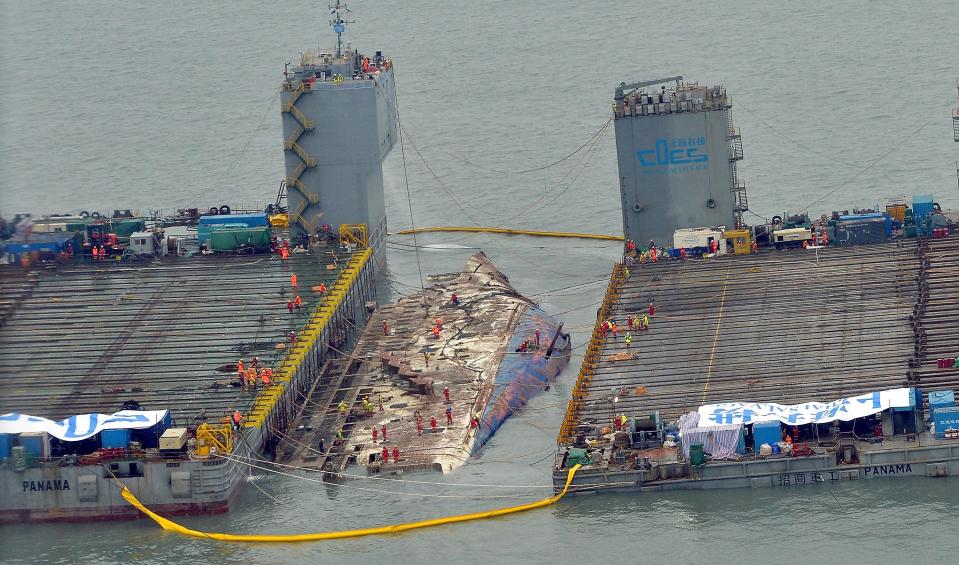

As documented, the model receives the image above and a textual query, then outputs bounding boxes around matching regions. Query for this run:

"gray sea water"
[1,0,958,563]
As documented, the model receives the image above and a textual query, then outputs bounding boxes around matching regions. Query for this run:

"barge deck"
[554,235,959,492]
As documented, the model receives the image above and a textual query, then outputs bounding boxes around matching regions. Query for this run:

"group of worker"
[277,239,291,260]
[613,414,629,431]
[602,302,655,350]
[429,318,444,339]
[89,246,111,260]
[236,357,274,388]
[516,327,543,353]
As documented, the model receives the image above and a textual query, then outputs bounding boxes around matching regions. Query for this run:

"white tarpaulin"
[697,388,913,427]
[677,412,742,460]
[0,410,169,441]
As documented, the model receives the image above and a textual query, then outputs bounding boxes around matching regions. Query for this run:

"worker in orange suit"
[381,445,390,462]
[372,426,378,443]
[381,424,387,443]
[294,295,303,312]
[290,273,298,288]
[232,410,242,430]
[318,283,327,293]
[392,446,400,463]
[432,325,440,339]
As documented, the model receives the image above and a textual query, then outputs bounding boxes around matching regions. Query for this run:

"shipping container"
[929,390,956,417]
[912,195,934,219]
[0,433,14,458]
[100,429,132,449]
[159,428,189,451]
[131,411,172,448]
[209,227,272,251]
[933,406,959,439]
[198,213,269,227]
[751,421,781,451]
[19,432,51,458]
[885,204,907,223]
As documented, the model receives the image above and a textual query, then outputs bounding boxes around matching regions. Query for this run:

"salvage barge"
[553,77,959,493]
[276,252,572,475]
[0,241,377,522]
[0,4,397,523]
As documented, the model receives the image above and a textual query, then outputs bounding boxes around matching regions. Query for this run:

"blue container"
[933,406,959,439]
[893,387,921,412]
[198,213,268,227]
[19,433,49,458]
[912,195,934,219]
[132,411,172,448]
[198,213,269,245]
[100,429,131,449]
[0,433,14,458]
[928,390,956,417]
[752,421,782,451]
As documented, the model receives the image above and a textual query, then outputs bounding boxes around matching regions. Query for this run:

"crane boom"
[614,76,684,101]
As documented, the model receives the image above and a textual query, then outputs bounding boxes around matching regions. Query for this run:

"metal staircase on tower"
[727,111,748,228]
[282,81,320,233]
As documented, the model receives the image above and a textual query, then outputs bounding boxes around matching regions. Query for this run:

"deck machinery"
[613,77,748,246]
[280,1,398,262]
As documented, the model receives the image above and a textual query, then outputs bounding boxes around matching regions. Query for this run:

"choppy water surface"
[1,0,958,563]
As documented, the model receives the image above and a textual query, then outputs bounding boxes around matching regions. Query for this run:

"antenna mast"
[330,1,354,58]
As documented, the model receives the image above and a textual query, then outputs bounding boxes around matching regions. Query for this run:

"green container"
[566,447,591,467]
[210,227,271,251]
[689,443,706,466]
[109,218,146,240]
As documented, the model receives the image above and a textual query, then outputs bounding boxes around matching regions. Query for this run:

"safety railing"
[284,126,304,150]
[287,179,320,204]
[288,105,315,130]
[556,262,626,444]
[290,141,317,167]
[282,82,315,129]
[282,82,305,112]
[286,163,306,187]
[243,246,373,430]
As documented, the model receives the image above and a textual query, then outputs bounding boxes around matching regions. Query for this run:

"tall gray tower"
[613,77,747,246]
[280,1,397,257]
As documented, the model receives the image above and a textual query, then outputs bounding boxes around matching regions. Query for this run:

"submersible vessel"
[553,77,959,494]
[0,3,394,523]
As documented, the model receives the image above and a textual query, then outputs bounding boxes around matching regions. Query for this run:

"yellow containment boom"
[395,227,623,241]
[119,464,581,542]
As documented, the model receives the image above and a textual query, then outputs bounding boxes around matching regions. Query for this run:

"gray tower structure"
[613,77,747,247]
[280,2,398,256]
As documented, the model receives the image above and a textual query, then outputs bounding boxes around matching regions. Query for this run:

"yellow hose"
[395,227,623,241]
[119,464,581,542]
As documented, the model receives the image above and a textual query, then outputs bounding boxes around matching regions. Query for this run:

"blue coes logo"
[637,137,708,167]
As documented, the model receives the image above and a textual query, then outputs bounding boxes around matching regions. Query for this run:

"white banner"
[698,388,913,427]
[0,410,169,441]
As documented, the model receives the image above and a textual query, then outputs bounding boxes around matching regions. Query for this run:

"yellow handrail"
[243,248,372,429]
[290,141,317,167]
[283,126,304,150]
[557,263,625,443]
[289,105,315,130]
[118,464,582,542]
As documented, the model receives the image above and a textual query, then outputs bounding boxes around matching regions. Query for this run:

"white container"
[159,428,188,451]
